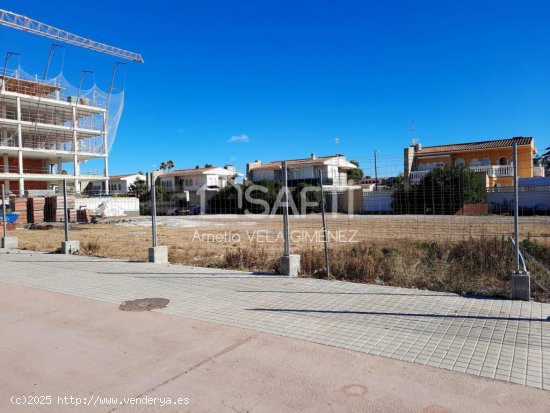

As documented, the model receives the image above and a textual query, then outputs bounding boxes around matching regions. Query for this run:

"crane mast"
[0,8,143,63]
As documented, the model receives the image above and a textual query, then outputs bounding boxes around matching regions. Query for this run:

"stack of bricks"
[10,197,28,225]
[76,209,93,223]
[45,195,76,223]
[27,197,46,223]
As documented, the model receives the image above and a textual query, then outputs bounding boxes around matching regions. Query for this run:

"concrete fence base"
[149,246,168,264]
[61,240,80,255]
[512,272,531,301]
[278,255,301,277]
[1,236,18,249]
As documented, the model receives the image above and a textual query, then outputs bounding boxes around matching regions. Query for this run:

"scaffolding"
[0,65,124,195]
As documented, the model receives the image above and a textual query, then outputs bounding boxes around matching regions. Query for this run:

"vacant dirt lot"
[13,214,550,261]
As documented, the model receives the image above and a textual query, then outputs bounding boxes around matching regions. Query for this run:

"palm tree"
[167,160,175,171]
[159,161,168,171]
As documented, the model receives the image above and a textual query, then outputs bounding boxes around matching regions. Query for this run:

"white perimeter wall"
[75,197,140,213]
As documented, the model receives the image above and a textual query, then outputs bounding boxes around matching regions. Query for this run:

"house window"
[470,158,481,167]
[118,184,122,190]
[481,157,491,166]
[454,158,465,166]
[498,156,509,166]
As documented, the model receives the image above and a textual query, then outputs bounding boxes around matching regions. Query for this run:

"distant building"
[80,173,144,196]
[246,153,358,188]
[156,165,239,205]
[108,173,145,195]
[404,137,543,186]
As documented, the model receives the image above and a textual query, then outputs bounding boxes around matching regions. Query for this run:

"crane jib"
[0,9,144,63]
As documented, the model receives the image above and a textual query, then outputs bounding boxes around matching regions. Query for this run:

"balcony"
[409,164,543,184]
[533,166,545,177]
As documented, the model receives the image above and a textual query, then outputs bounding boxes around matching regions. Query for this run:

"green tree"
[292,182,322,213]
[128,178,149,200]
[155,185,167,202]
[166,160,175,170]
[204,163,214,168]
[347,160,364,183]
[393,165,486,215]
[534,146,550,176]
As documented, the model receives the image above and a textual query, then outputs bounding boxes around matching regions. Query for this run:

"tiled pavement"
[1,249,549,390]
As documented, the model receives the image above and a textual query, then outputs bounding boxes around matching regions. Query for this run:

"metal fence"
[3,148,550,301]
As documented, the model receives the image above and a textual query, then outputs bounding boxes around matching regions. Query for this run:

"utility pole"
[374,149,379,191]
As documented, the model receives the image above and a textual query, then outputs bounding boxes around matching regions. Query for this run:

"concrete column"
[18,150,23,175]
[72,106,78,152]
[73,154,79,194]
[16,97,22,148]
[102,111,109,195]
[56,156,63,175]
[0,102,6,147]
[16,97,23,197]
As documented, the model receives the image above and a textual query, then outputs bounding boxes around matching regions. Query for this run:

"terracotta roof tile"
[416,137,534,155]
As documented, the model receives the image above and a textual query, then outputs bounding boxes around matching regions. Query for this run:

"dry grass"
[10,214,550,301]
[301,239,514,296]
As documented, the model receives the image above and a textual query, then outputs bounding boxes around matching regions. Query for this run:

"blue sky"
[0,0,549,177]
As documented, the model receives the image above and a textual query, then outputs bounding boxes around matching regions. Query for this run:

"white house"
[81,173,144,197]
[108,173,146,195]
[246,153,358,188]
[156,166,239,204]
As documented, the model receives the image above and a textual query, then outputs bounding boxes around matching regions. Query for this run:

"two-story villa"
[246,153,358,188]
[157,166,238,204]
[404,137,543,186]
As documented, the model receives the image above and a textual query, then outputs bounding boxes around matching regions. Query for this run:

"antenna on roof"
[410,120,419,146]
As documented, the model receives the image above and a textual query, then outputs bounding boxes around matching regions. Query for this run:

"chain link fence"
[3,148,550,301]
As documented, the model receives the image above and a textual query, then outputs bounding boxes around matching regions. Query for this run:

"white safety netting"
[2,66,124,153]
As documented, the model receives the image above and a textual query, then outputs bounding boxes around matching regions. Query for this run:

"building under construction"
[0,8,141,197]
[0,67,123,196]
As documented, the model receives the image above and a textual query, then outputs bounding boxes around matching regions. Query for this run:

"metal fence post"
[151,177,158,248]
[1,183,17,249]
[319,170,331,279]
[148,172,168,263]
[511,142,530,300]
[277,161,299,276]
[282,161,290,256]
[63,179,69,243]
[2,184,6,239]
[60,179,79,254]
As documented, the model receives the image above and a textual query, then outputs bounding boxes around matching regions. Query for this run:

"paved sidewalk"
[1,249,549,391]
[4,282,550,413]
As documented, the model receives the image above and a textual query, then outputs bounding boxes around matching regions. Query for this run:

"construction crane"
[0,8,143,63]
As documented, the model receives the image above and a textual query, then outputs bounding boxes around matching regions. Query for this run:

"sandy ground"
[1,282,549,413]
[10,214,550,264]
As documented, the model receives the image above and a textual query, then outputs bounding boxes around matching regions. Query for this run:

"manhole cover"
[119,298,169,311]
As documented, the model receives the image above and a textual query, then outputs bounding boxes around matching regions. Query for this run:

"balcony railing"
[469,164,514,177]
[409,164,542,183]
[533,166,545,177]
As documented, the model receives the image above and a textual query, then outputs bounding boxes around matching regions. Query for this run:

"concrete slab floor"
[1,283,549,413]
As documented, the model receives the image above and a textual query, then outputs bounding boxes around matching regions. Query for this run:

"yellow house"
[404,137,543,187]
